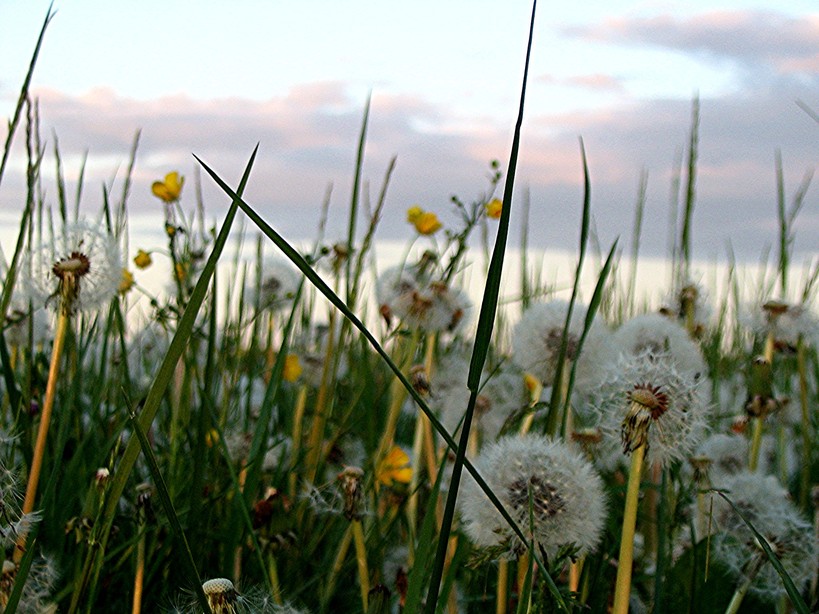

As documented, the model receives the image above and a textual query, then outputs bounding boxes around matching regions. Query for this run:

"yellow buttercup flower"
[376,446,412,486]
[413,211,442,235]
[152,171,184,203]
[134,249,152,269]
[406,205,424,223]
[485,198,502,219]
[283,354,303,383]
[118,269,135,294]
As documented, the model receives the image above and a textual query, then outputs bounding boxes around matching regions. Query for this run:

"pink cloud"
[1,81,815,262]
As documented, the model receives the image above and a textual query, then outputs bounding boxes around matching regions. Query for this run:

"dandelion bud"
[94,468,110,489]
[338,466,365,521]
[409,365,431,396]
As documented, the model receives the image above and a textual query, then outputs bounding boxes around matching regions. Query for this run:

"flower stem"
[17,308,70,559]
[748,417,763,472]
[351,519,370,611]
[724,555,764,614]
[797,337,811,509]
[612,443,645,614]
[496,559,508,614]
[131,528,146,614]
[288,384,309,498]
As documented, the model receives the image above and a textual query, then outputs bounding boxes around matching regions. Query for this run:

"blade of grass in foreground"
[195,150,565,610]
[428,2,558,611]
[72,148,258,613]
[127,409,210,613]
[714,490,810,614]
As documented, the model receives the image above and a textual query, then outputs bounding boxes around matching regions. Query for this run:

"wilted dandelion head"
[744,299,819,351]
[710,472,817,601]
[376,264,471,333]
[173,578,294,613]
[511,300,616,396]
[202,578,239,613]
[591,350,709,466]
[23,220,121,315]
[459,434,607,559]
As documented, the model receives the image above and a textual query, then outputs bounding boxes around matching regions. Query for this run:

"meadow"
[0,6,817,614]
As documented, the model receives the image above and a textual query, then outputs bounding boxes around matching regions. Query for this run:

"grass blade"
[77,146,258,609]
[428,1,543,610]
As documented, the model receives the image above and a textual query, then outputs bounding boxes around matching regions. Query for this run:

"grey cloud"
[563,10,819,77]
[0,81,815,265]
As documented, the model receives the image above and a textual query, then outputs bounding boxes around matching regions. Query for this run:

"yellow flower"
[205,428,220,448]
[175,262,187,282]
[485,198,503,219]
[118,269,135,294]
[413,211,442,235]
[283,354,302,383]
[134,249,152,269]
[376,446,412,486]
[165,223,177,238]
[406,205,424,223]
[152,171,184,203]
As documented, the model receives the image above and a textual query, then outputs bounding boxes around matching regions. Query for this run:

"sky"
[0,0,817,272]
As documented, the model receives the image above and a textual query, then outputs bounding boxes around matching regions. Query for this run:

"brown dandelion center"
[409,291,433,316]
[627,383,669,420]
[508,475,565,519]
[474,394,492,416]
[52,251,91,279]
[546,329,579,361]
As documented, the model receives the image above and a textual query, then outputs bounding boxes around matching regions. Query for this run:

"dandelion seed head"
[710,472,816,600]
[511,300,616,400]
[23,220,121,314]
[252,259,300,312]
[613,313,706,378]
[459,434,607,559]
[432,348,527,444]
[591,350,709,466]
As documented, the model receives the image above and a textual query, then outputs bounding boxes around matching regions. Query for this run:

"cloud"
[538,73,625,92]
[0,78,816,266]
[564,10,819,79]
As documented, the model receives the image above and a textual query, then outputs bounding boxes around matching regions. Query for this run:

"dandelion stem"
[724,554,765,614]
[797,337,811,509]
[323,524,353,608]
[748,417,763,472]
[131,528,145,614]
[288,384,309,498]
[496,559,509,614]
[612,443,645,614]
[18,307,70,545]
[267,551,283,605]
[351,519,370,611]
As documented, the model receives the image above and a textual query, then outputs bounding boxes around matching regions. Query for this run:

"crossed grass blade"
[714,489,811,614]
[195,149,568,612]
[72,147,259,612]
